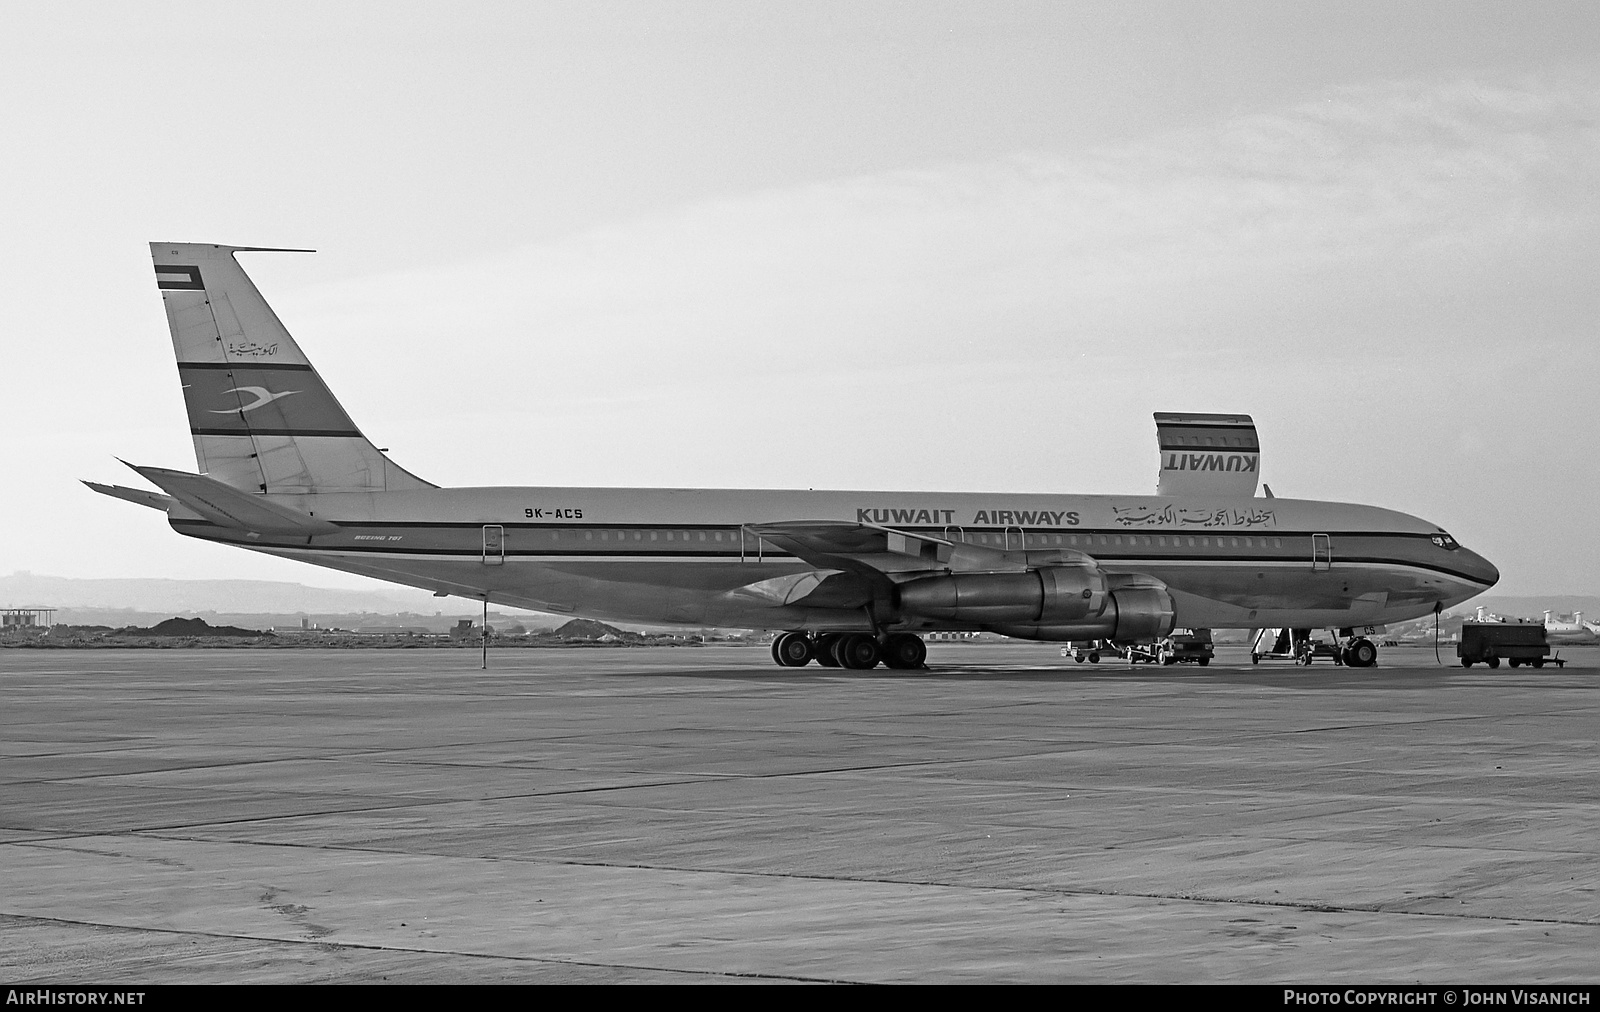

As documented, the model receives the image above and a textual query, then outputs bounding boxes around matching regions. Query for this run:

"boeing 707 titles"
[87,244,1499,669]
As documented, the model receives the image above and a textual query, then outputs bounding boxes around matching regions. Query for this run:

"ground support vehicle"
[1059,631,1212,666]
[1060,640,1167,664]
[1457,622,1564,669]
[1161,629,1214,665]
[1062,640,1111,664]
[1251,628,1380,667]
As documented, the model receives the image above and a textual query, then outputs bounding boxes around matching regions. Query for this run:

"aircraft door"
[482,525,505,566]
[1311,533,1332,571]
[1004,526,1024,551]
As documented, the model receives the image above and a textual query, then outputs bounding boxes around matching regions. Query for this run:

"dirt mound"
[552,618,627,640]
[140,617,269,637]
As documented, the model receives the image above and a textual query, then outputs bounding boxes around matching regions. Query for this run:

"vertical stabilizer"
[152,243,433,493]
[1154,412,1260,498]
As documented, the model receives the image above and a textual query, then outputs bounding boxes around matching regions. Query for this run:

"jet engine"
[896,565,1107,625]
[986,577,1176,642]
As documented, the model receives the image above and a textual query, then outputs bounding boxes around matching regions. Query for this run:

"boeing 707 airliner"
[87,243,1499,669]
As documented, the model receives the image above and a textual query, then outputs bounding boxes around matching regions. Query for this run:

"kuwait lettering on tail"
[1162,452,1258,473]
[1154,412,1262,498]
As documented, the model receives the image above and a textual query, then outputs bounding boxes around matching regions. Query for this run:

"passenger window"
[585,531,592,541]
[1274,538,1282,548]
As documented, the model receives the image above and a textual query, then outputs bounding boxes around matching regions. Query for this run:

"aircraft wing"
[743,521,958,610]
[748,521,954,573]
[747,519,1103,614]
[749,520,1089,579]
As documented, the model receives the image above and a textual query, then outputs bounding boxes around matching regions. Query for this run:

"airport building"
[2,607,54,630]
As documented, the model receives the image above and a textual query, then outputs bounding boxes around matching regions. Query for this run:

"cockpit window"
[1430,532,1459,551]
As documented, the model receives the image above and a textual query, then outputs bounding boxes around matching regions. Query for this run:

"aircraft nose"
[1465,548,1500,589]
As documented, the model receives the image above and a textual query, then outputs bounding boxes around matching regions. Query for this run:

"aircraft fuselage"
[166,484,1498,635]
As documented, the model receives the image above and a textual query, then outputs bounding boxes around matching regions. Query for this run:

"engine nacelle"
[988,580,1176,642]
[897,566,1107,625]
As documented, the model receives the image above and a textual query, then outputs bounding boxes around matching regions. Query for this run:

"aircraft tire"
[837,633,881,670]
[773,632,813,667]
[1251,653,1260,664]
[1461,658,1473,668]
[1487,656,1500,669]
[813,634,842,667]
[1348,639,1378,668]
[882,633,927,670]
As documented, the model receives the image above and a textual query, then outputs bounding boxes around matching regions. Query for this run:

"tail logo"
[209,386,301,414]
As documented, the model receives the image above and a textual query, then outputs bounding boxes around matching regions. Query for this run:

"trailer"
[1062,640,1110,664]
[1060,629,1214,666]
[1252,627,1333,665]
[1457,622,1564,669]
[1250,627,1382,666]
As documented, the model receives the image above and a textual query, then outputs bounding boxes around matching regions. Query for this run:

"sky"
[1,1,1596,598]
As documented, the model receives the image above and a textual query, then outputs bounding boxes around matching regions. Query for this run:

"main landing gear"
[770,631,927,670]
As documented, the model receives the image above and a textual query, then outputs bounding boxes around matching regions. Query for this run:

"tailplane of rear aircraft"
[151,242,433,494]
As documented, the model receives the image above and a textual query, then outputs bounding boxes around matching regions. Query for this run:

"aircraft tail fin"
[151,242,433,494]
[1153,412,1261,498]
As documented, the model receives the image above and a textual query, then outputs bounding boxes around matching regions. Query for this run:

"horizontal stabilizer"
[83,481,175,512]
[123,462,340,536]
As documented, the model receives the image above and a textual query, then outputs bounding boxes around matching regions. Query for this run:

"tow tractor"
[1161,628,1214,666]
